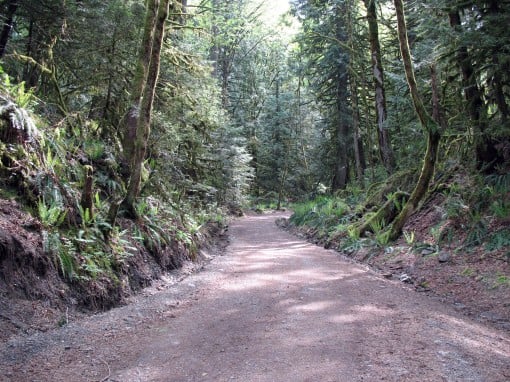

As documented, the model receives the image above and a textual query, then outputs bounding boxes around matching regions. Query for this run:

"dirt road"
[1,212,509,381]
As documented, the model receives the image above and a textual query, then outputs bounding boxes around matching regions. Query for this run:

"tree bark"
[486,1,509,124]
[347,0,366,183]
[331,4,350,191]
[364,0,395,173]
[350,77,365,183]
[331,79,350,190]
[121,0,159,174]
[123,0,170,216]
[80,165,94,222]
[389,0,441,240]
[0,0,18,58]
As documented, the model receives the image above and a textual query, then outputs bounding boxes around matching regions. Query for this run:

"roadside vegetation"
[289,171,510,257]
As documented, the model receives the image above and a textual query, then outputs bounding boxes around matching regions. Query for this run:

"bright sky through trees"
[260,0,291,27]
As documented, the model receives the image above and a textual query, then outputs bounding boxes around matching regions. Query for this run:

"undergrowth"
[0,68,230,309]
[288,168,510,263]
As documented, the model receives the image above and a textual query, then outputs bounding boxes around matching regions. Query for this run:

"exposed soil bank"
[0,197,226,342]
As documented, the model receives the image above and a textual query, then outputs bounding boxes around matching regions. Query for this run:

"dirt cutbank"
[0,198,227,343]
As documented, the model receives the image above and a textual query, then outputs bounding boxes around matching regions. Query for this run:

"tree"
[388,0,442,240]
[346,0,366,182]
[293,0,353,191]
[0,0,18,58]
[363,0,395,173]
[447,0,510,171]
[122,0,171,216]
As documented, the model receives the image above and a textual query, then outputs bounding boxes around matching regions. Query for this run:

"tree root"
[354,191,409,237]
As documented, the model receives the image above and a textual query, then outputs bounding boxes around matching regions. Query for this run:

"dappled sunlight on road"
[105,213,510,382]
[437,313,510,358]
[329,304,394,324]
[287,300,337,313]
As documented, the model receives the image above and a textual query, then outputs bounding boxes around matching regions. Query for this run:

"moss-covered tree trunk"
[388,0,441,240]
[121,0,159,171]
[123,0,170,217]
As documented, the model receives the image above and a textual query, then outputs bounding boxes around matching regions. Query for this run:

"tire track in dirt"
[1,212,509,381]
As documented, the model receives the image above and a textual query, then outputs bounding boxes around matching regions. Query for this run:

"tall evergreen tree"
[292,0,353,190]
[363,0,395,173]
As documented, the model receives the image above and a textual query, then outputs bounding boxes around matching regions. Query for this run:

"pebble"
[438,252,451,263]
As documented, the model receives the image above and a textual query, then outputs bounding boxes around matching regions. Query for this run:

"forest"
[0,0,509,312]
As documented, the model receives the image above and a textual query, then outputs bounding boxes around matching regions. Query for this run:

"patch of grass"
[461,267,475,277]
[494,274,510,287]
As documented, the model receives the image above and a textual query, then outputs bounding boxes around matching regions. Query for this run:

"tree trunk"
[121,0,159,176]
[331,94,350,191]
[350,76,366,183]
[347,0,366,183]
[0,0,18,58]
[487,1,509,124]
[276,163,288,210]
[123,0,170,216]
[80,165,94,222]
[389,0,441,241]
[331,4,350,191]
[364,0,395,173]
[296,72,313,192]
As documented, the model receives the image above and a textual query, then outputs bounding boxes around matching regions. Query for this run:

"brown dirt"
[1,211,509,381]
[357,195,509,332]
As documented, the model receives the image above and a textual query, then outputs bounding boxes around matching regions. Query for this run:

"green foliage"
[486,229,510,252]
[461,267,475,277]
[290,196,351,229]
[368,218,389,246]
[56,238,78,281]
[42,230,75,281]
[340,236,374,254]
[493,274,509,288]
[368,218,384,235]
[82,139,105,161]
[486,173,510,194]
[0,67,35,108]
[346,224,360,241]
[403,230,415,245]
[37,198,66,228]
